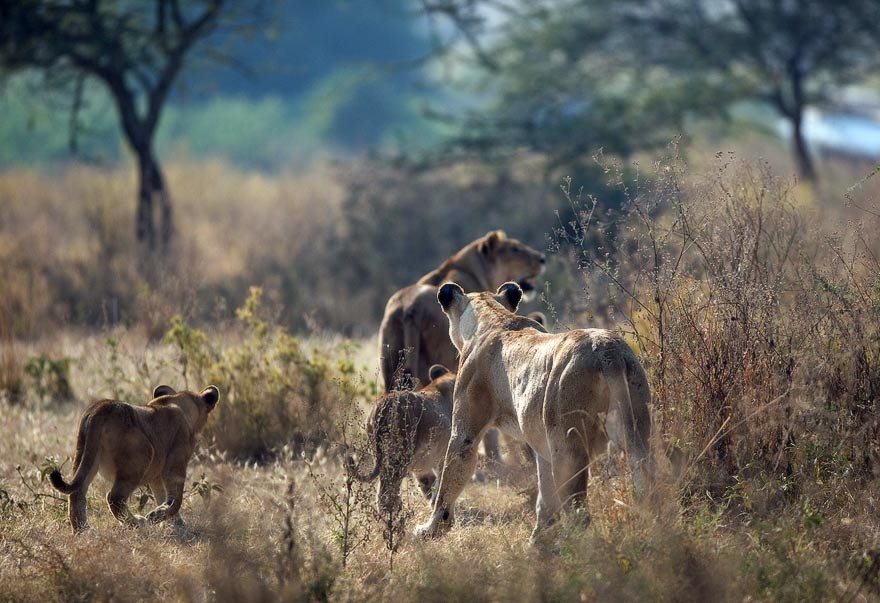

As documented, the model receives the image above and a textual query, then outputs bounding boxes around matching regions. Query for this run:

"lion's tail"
[50,412,101,494]
[345,417,382,482]
[606,353,653,494]
[345,451,381,482]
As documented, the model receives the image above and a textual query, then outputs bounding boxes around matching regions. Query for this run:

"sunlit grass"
[1,153,879,601]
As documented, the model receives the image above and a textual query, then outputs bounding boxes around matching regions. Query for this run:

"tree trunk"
[151,151,173,251]
[791,109,817,183]
[136,150,156,250]
[134,145,173,253]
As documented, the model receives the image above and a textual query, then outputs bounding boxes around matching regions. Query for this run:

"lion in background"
[378,230,545,392]
[378,230,545,466]
[50,384,219,533]
[415,282,652,542]
[348,364,455,517]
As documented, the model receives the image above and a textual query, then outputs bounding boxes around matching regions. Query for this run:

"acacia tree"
[418,0,726,172]
[0,0,255,252]
[617,0,880,182]
[423,0,880,181]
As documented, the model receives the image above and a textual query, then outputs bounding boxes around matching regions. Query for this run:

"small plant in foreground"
[305,413,373,568]
[164,287,373,461]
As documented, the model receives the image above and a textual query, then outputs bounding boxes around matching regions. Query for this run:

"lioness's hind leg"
[549,433,590,516]
[146,479,174,524]
[534,455,562,528]
[107,479,145,527]
[148,470,185,524]
[67,462,99,533]
[68,490,89,533]
[553,452,589,511]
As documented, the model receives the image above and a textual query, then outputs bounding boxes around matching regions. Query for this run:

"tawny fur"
[378,230,544,392]
[349,365,456,517]
[416,283,652,542]
[50,384,219,533]
[378,230,545,467]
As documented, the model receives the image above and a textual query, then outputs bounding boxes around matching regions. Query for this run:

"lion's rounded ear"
[429,364,450,381]
[152,385,176,398]
[495,281,523,312]
[438,282,464,311]
[201,385,220,407]
[478,230,506,255]
[528,311,547,327]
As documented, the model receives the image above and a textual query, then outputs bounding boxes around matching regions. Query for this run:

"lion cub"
[349,364,454,516]
[50,384,219,533]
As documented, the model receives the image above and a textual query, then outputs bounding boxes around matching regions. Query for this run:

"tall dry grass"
[0,160,345,337]
[0,156,563,342]
[551,149,880,531]
[0,152,879,602]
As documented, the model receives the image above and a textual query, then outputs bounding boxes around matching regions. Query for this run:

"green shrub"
[164,287,374,461]
[23,353,74,405]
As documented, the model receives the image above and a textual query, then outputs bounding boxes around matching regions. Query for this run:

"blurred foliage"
[0,73,120,165]
[0,157,572,337]
[427,0,880,181]
[448,4,714,165]
[4,0,880,178]
[0,1,441,168]
[23,353,74,405]
[3,152,877,338]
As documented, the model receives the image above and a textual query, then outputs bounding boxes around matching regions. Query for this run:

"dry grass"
[0,156,559,339]
[1,390,874,603]
[1,154,879,601]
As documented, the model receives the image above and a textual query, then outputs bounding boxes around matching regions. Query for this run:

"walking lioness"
[415,282,652,542]
[50,385,219,532]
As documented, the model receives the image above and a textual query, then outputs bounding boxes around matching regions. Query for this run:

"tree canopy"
[425,0,880,181]
[0,0,260,252]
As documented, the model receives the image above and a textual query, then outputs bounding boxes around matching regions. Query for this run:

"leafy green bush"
[23,353,74,405]
[164,287,374,461]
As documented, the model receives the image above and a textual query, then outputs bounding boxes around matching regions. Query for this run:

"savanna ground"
[1,140,879,602]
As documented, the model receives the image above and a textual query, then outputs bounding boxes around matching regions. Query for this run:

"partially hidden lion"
[378,230,545,392]
[348,364,455,517]
[379,231,545,466]
[50,384,219,533]
[415,283,652,542]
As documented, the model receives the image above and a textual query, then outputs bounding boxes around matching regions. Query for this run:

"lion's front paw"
[414,509,453,539]
[413,522,436,540]
[147,503,172,524]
